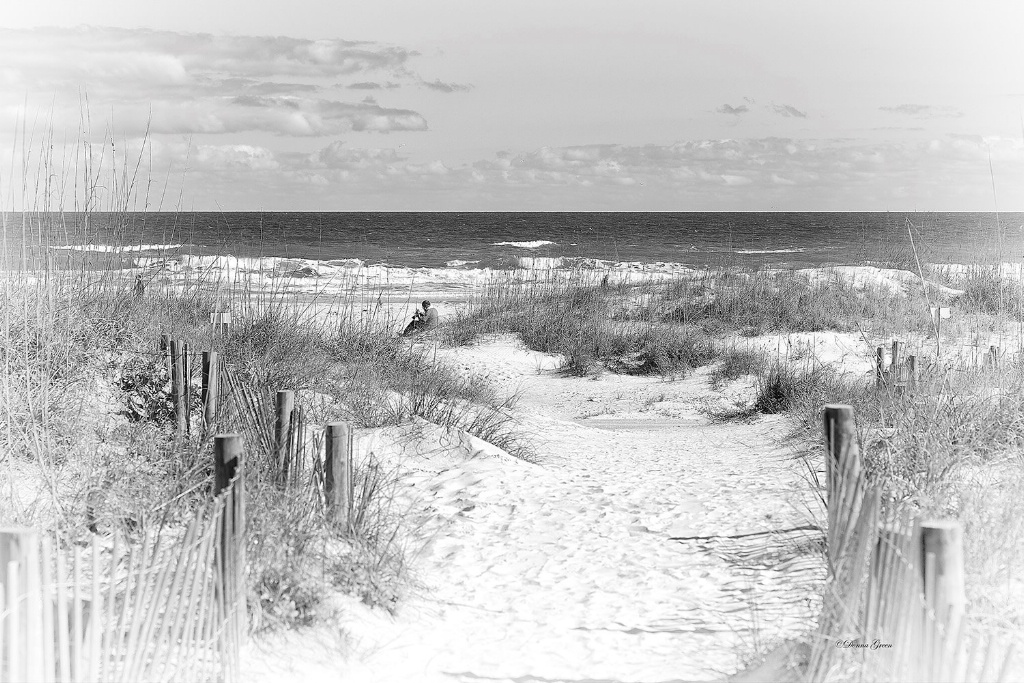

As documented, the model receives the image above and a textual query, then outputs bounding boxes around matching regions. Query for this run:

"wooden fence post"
[160,334,171,377]
[875,347,885,389]
[920,520,966,628]
[182,341,191,433]
[170,339,186,434]
[275,391,295,481]
[907,355,917,392]
[989,345,999,370]
[325,422,354,528]
[290,407,305,486]
[822,404,858,516]
[201,351,219,432]
[891,340,901,382]
[213,434,247,651]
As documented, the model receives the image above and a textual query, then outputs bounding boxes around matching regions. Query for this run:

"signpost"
[930,306,950,358]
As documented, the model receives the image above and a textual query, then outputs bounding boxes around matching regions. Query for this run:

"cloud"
[771,104,807,118]
[419,78,473,93]
[14,134,1024,211]
[0,26,430,137]
[347,82,383,90]
[880,104,964,118]
[716,103,749,116]
[192,143,280,171]
[0,27,417,84]
[308,140,404,168]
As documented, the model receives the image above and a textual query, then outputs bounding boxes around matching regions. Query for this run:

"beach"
[207,256,1017,681]
[4,251,1024,682]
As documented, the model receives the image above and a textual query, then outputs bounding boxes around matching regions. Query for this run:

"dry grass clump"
[709,347,767,388]
[442,275,720,377]
[949,266,1024,320]
[654,269,933,336]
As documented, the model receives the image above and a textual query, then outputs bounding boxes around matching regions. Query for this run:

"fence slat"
[202,351,219,433]
[171,339,186,434]
[7,560,21,683]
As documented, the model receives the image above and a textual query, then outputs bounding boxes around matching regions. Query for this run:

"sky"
[2,1,1024,211]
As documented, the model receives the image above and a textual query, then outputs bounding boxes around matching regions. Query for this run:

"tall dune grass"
[0,118,529,634]
[441,273,721,376]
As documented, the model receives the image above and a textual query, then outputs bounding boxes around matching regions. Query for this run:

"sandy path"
[297,334,823,683]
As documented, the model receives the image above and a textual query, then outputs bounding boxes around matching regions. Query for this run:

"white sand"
[205,262,1018,680]
[242,334,827,682]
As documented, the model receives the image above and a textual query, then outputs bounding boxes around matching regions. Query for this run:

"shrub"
[115,356,174,423]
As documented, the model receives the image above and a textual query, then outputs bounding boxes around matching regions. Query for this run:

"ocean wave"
[734,248,806,255]
[517,256,565,270]
[493,240,556,249]
[51,243,187,253]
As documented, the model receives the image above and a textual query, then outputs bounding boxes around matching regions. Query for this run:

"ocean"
[3,211,1021,273]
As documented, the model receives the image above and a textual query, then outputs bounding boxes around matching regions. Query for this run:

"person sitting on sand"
[401,300,439,336]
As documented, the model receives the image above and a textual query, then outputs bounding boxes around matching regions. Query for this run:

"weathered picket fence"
[2,313,359,681]
[0,437,245,683]
[807,404,1017,682]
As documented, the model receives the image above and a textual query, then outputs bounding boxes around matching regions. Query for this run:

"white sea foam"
[51,243,186,253]
[493,240,556,249]
[445,259,480,267]
[517,256,565,270]
[133,254,504,297]
[734,248,806,254]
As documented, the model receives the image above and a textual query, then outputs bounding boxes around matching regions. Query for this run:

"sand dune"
[243,334,826,681]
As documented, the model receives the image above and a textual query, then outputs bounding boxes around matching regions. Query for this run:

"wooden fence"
[806,403,1016,682]
[874,339,1005,393]
[0,462,245,683]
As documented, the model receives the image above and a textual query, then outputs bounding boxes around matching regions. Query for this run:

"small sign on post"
[929,307,951,357]
[210,312,232,336]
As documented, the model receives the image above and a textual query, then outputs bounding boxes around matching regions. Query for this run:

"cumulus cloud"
[17,133,1024,211]
[771,104,807,118]
[289,136,1023,195]
[0,26,431,136]
[419,78,473,93]
[57,96,427,136]
[0,27,416,84]
[717,103,749,115]
[880,103,964,118]
[308,140,404,168]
